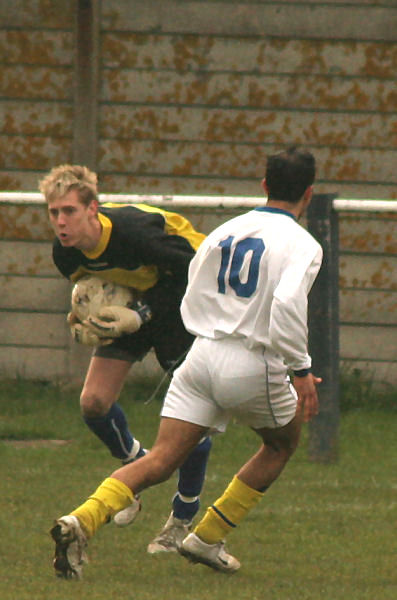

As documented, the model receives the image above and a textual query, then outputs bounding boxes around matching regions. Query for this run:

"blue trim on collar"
[254,206,296,221]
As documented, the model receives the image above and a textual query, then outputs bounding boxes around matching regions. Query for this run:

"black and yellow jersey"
[53,203,206,314]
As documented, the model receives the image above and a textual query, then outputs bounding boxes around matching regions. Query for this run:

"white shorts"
[161,336,298,432]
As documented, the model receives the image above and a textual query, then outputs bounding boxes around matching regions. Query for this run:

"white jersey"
[181,207,323,373]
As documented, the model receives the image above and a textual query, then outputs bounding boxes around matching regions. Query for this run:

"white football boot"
[147,512,192,554]
[114,442,146,527]
[113,495,142,527]
[179,532,240,573]
[50,515,88,580]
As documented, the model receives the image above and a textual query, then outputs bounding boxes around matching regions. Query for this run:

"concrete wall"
[0,197,396,386]
[338,209,397,386]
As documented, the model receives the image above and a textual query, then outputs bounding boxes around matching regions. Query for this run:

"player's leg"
[82,327,154,464]
[147,318,213,551]
[80,355,146,462]
[87,327,165,527]
[77,418,207,536]
[180,415,301,573]
[180,340,301,572]
[193,415,301,540]
[173,434,212,520]
[147,435,212,553]
[50,417,207,578]
[50,335,221,579]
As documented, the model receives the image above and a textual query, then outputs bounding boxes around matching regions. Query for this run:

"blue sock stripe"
[211,505,237,528]
[83,403,133,460]
[110,418,131,456]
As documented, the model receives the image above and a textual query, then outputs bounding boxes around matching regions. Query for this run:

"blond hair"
[39,164,98,206]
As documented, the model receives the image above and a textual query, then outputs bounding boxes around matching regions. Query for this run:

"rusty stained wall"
[0,0,396,197]
[0,0,396,383]
[0,1,75,191]
[97,0,397,198]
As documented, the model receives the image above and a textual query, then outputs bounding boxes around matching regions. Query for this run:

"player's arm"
[67,311,114,346]
[292,371,322,422]
[68,296,151,344]
[85,301,152,338]
[134,219,196,280]
[125,223,197,317]
[52,242,112,346]
[269,245,322,372]
[269,245,323,422]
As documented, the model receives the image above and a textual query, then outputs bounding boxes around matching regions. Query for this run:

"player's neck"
[266,199,303,220]
[76,218,102,252]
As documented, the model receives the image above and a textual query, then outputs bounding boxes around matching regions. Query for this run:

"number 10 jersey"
[180,206,323,374]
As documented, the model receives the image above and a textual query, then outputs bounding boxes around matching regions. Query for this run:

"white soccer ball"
[71,275,134,322]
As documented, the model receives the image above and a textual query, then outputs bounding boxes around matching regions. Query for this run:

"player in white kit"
[50,146,323,578]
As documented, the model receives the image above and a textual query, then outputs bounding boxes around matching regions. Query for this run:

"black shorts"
[93,311,194,373]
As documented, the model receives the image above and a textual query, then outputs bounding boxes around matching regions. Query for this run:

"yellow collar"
[83,212,112,259]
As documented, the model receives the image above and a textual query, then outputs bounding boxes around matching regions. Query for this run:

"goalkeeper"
[40,164,212,553]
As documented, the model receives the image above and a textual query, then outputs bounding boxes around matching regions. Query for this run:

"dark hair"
[265,146,315,203]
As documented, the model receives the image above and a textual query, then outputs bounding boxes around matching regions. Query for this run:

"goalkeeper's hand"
[85,305,147,338]
[67,312,114,347]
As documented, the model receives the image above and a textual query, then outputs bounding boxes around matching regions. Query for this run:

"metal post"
[73,0,100,169]
[306,194,340,463]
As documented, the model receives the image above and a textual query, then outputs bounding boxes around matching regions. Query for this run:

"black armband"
[293,368,311,378]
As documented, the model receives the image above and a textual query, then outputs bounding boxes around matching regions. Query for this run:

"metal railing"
[1,191,397,212]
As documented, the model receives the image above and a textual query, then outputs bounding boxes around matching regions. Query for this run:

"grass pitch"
[0,378,397,599]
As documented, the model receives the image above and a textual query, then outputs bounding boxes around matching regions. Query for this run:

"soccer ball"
[71,275,134,322]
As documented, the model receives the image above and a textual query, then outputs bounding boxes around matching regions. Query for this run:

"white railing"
[333,199,397,213]
[1,192,396,212]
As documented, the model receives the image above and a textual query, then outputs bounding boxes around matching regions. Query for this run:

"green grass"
[1,378,397,599]
[340,365,397,412]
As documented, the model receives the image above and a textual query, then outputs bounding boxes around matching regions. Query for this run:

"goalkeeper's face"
[48,189,100,251]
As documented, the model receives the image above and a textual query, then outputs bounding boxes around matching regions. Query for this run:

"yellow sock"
[194,476,264,545]
[71,477,133,538]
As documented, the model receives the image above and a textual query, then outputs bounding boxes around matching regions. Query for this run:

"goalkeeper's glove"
[67,312,114,347]
[85,302,152,339]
